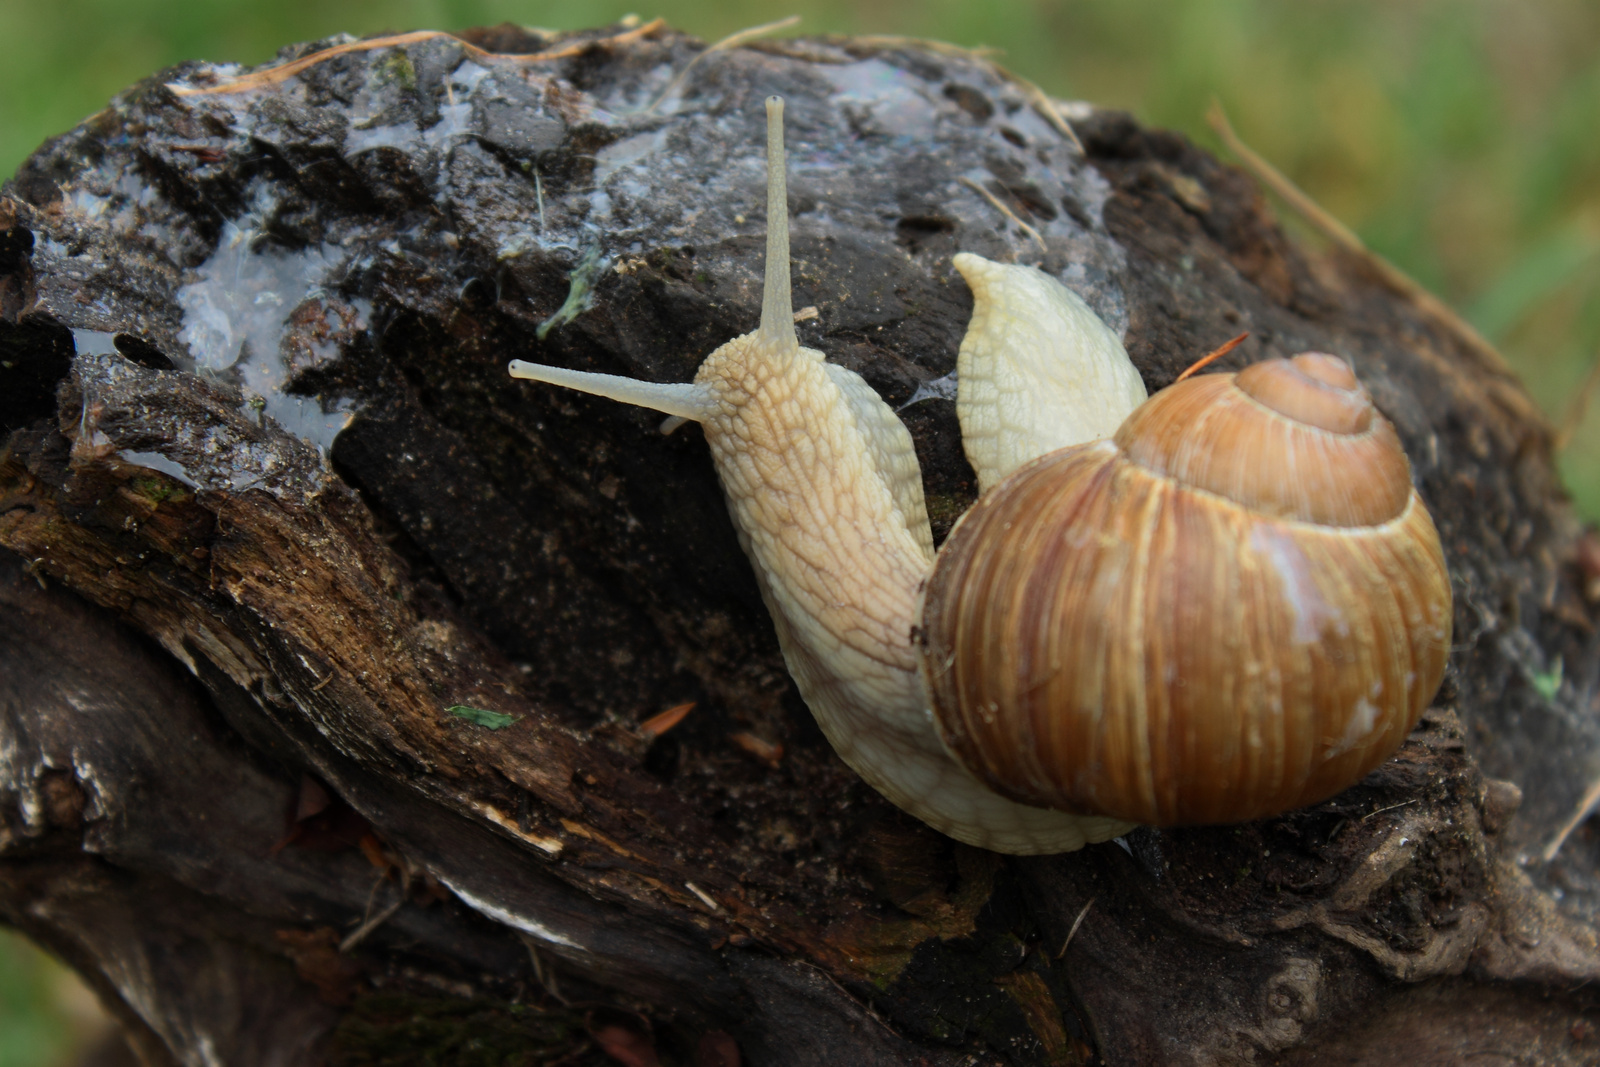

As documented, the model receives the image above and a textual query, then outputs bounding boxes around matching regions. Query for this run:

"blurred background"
[0,1,1595,1062]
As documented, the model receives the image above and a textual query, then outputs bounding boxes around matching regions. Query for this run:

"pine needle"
[643,16,802,115]
[960,177,1047,253]
[169,21,667,97]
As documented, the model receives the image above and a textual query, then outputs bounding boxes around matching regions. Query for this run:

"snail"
[508,97,1453,854]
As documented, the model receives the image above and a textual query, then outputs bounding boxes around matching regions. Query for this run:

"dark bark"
[1,21,1597,1066]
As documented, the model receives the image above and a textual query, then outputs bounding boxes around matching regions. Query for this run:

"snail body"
[509,97,1452,854]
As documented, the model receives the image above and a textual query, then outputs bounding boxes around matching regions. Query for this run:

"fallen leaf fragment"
[639,701,695,737]
[729,731,784,768]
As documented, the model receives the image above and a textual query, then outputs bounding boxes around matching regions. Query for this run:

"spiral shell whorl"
[1237,352,1368,432]
[919,356,1453,826]
[1114,353,1413,528]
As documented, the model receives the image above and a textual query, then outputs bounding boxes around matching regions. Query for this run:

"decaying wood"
[2,21,1599,1066]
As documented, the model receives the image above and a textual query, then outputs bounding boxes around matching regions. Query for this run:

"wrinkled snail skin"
[950,253,1147,490]
[508,97,1453,854]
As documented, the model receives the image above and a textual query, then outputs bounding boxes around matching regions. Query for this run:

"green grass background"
[0,1,1596,1061]
[0,930,91,1067]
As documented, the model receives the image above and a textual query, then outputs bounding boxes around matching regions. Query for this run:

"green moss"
[373,49,417,92]
[445,704,520,729]
[537,245,607,341]
[1529,658,1564,702]
[129,475,185,505]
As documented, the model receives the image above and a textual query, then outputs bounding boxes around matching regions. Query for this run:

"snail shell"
[918,353,1453,826]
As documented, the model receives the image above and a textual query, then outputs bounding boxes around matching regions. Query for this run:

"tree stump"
[2,21,1598,1066]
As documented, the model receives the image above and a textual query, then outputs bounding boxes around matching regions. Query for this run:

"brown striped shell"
[916,353,1453,826]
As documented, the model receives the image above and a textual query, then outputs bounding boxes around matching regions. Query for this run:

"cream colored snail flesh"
[509,96,1453,854]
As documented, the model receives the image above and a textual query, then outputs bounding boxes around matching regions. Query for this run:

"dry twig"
[643,15,802,114]
[1206,100,1515,379]
[168,21,666,97]
[1176,333,1250,382]
[1554,353,1600,452]
[960,177,1048,253]
[1543,775,1600,862]
[1056,897,1097,957]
